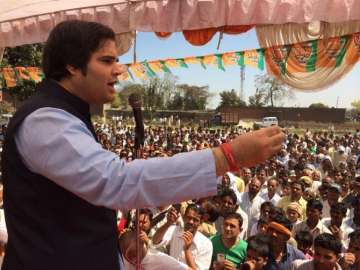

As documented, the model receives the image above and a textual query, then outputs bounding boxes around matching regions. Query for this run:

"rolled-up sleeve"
[15,107,218,209]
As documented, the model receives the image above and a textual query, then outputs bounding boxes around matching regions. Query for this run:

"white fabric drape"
[257,21,360,48]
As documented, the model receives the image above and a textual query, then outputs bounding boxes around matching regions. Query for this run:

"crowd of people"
[90,121,360,270]
[1,120,360,269]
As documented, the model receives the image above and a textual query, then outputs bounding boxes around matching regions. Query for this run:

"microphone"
[128,93,144,151]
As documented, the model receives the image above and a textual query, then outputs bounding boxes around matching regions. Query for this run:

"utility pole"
[240,65,245,100]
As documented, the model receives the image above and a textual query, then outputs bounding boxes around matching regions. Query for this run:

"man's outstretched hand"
[213,126,285,175]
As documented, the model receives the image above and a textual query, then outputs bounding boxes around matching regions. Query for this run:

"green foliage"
[248,88,266,107]
[253,74,294,107]
[309,102,329,108]
[351,99,360,111]
[118,75,211,111]
[218,89,246,109]
[111,93,121,108]
[1,44,43,106]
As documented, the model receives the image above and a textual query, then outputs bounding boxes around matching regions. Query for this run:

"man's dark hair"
[349,229,360,243]
[220,189,238,205]
[291,180,305,192]
[270,213,293,231]
[223,212,243,228]
[352,195,360,208]
[42,20,116,81]
[185,203,205,216]
[139,208,153,221]
[295,230,313,248]
[330,202,347,216]
[307,199,323,211]
[314,233,342,255]
[202,200,220,223]
[260,201,273,211]
[247,235,271,258]
[269,206,285,220]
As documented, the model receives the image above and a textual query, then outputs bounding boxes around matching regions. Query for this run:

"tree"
[309,102,328,108]
[218,89,246,109]
[118,83,145,109]
[1,44,43,107]
[351,99,360,111]
[248,88,266,107]
[254,74,295,107]
[176,84,212,110]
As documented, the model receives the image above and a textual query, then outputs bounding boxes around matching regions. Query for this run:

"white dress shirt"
[14,108,218,210]
[153,225,212,270]
[124,248,189,270]
[238,192,265,234]
[322,217,354,249]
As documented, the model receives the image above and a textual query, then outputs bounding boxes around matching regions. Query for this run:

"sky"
[118,29,360,110]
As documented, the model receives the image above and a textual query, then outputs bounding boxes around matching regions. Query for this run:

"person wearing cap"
[263,216,305,270]
[293,199,331,240]
[286,203,302,227]
[277,180,308,221]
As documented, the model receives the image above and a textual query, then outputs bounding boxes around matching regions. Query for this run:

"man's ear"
[65,65,79,76]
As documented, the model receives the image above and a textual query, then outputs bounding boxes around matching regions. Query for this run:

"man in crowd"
[215,190,248,240]
[238,178,265,235]
[211,212,247,269]
[293,199,331,239]
[264,215,305,270]
[152,204,213,269]
[278,180,307,220]
[322,202,354,249]
[292,233,342,270]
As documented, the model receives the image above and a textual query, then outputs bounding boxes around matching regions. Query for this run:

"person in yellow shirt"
[277,180,307,220]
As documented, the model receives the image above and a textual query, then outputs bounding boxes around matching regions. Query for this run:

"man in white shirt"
[322,202,353,249]
[119,230,191,270]
[152,204,212,270]
[238,178,265,234]
[293,199,331,239]
[261,177,281,205]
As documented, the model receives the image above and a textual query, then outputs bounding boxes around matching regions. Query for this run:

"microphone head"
[128,93,142,109]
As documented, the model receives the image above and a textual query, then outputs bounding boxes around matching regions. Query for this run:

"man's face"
[221,196,236,215]
[243,169,252,181]
[71,39,126,104]
[314,246,338,270]
[249,179,261,196]
[245,249,268,270]
[222,218,241,240]
[267,227,288,244]
[291,183,302,200]
[286,209,300,223]
[330,210,345,227]
[138,214,151,233]
[327,191,340,206]
[183,209,201,234]
[267,180,278,195]
[306,207,321,224]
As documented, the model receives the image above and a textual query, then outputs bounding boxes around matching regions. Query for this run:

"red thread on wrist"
[220,143,239,172]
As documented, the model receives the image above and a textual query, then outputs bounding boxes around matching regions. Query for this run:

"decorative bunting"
[2,33,360,89]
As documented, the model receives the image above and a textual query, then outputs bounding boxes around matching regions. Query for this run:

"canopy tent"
[2,0,360,48]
